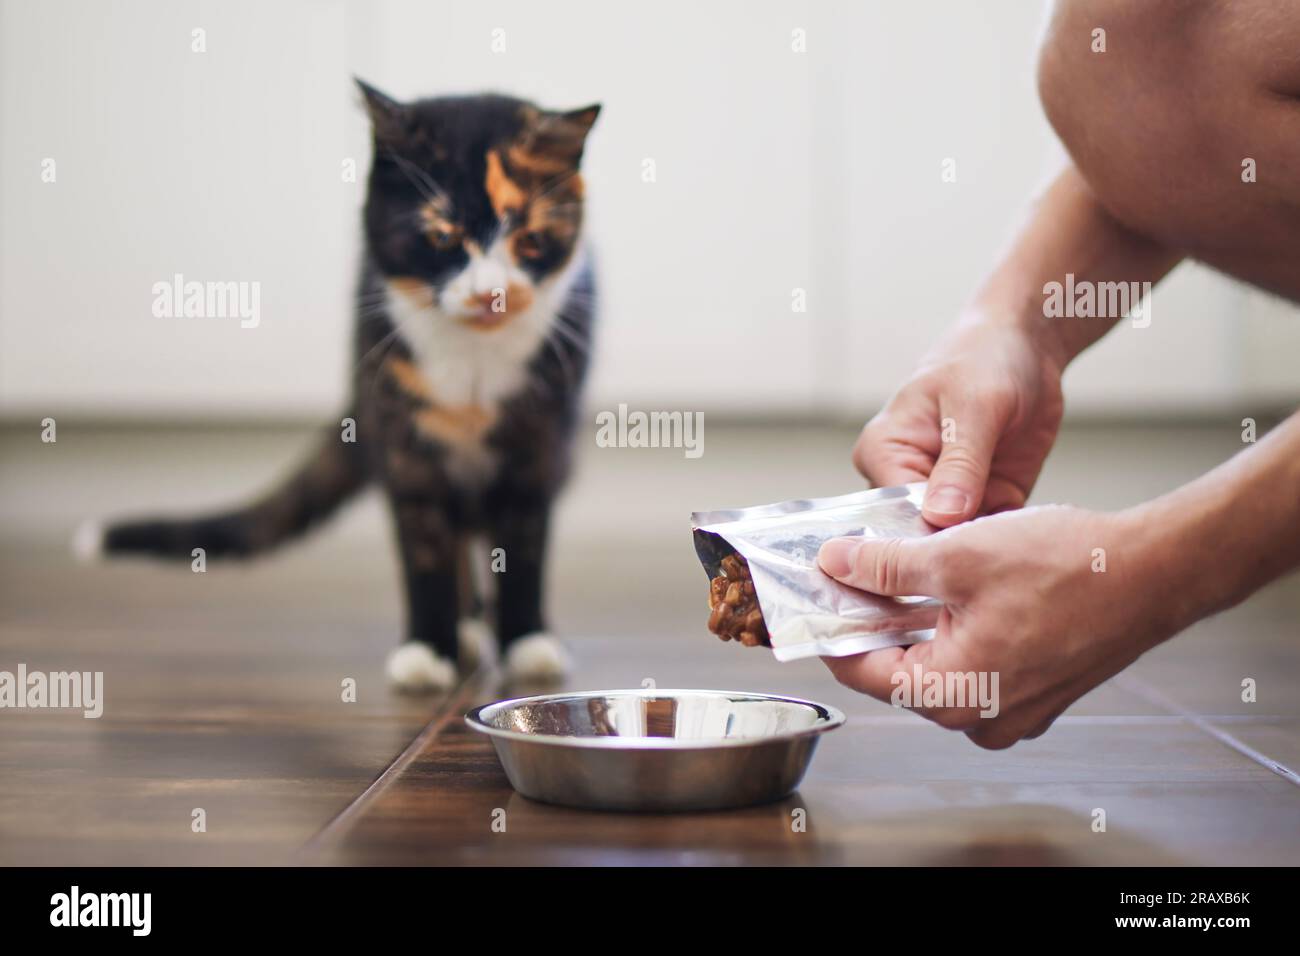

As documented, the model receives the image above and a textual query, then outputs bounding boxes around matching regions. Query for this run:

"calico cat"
[79,81,600,690]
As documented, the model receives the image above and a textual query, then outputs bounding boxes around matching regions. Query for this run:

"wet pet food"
[691,484,943,661]
[706,553,770,647]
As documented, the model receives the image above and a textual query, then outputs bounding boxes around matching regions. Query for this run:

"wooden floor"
[1,420,1297,865]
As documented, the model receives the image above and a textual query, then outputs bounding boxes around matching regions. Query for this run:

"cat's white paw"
[71,519,104,564]
[386,642,456,692]
[503,632,572,683]
[457,618,496,670]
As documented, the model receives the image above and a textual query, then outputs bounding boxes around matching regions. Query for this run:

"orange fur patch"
[525,189,582,241]
[506,143,571,178]
[485,150,526,219]
[506,281,535,314]
[415,404,496,446]
[385,356,431,401]
[385,357,497,446]
[388,276,432,302]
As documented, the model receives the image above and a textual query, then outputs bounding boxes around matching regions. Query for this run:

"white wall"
[0,0,357,418]
[1,0,1295,422]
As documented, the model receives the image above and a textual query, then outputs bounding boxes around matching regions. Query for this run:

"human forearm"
[1124,412,1300,634]
[965,164,1184,371]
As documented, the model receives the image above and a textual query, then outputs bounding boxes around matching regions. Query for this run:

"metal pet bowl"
[465,688,846,812]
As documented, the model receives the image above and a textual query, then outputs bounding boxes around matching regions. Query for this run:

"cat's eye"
[429,225,461,251]
[418,205,462,252]
[516,230,546,259]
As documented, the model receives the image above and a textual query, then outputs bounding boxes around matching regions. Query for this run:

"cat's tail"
[75,427,369,563]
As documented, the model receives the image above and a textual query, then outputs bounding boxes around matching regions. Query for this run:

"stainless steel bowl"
[465,688,846,812]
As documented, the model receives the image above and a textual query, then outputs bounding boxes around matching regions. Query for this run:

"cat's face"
[359,83,599,336]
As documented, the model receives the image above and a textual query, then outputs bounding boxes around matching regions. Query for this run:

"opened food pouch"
[691,483,942,661]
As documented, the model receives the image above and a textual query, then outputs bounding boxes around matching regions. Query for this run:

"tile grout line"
[844,713,1296,726]
[1116,673,1300,787]
[298,668,486,860]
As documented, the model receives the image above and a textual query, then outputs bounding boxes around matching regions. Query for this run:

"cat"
[76,81,601,691]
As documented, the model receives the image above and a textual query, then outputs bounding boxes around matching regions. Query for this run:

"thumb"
[923,404,1000,526]
[817,535,942,598]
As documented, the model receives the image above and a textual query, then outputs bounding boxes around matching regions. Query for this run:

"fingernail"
[818,537,860,578]
[924,485,969,516]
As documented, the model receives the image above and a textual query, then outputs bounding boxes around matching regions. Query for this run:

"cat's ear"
[557,104,601,134]
[523,103,602,166]
[354,77,410,149]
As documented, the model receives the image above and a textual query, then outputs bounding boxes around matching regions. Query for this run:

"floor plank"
[1,420,1297,865]
[314,636,1300,865]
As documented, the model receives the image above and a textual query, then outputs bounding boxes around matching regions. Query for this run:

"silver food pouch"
[691,483,942,661]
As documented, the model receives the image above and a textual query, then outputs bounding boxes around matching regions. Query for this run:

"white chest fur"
[381,246,585,483]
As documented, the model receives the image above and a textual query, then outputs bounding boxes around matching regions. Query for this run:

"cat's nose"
[458,282,534,330]
[459,289,513,330]
[468,291,499,311]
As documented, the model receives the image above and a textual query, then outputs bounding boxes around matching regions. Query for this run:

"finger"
[889,627,987,732]
[866,459,930,490]
[820,607,958,704]
[853,434,932,489]
[1024,720,1053,740]
[817,534,946,598]
[968,684,1075,748]
[820,645,908,702]
[1023,673,1104,739]
[852,432,931,488]
[966,706,1056,749]
[964,699,1049,750]
[923,401,1002,527]
[979,474,1028,516]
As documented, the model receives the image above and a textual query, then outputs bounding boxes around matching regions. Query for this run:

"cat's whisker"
[522,306,579,386]
[355,323,405,373]
[540,326,577,392]
[355,286,435,313]
[361,307,430,407]
[386,151,451,208]
[554,292,596,310]
[549,311,589,344]
[354,298,426,324]
[530,344,563,401]
[550,315,593,353]
[535,202,585,217]
[549,329,589,366]
[352,288,435,379]
[531,168,583,206]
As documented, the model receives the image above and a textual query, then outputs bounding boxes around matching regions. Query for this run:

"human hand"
[854,317,1066,527]
[816,503,1195,749]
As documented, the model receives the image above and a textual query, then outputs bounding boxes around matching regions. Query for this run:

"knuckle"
[851,428,880,474]
[933,708,980,732]
[931,566,961,600]
[934,443,987,480]
[922,543,958,595]
[980,382,1019,411]
[966,724,1020,750]
[858,414,886,440]
[930,535,972,572]
[850,441,874,479]
[858,538,904,593]
[928,534,977,594]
